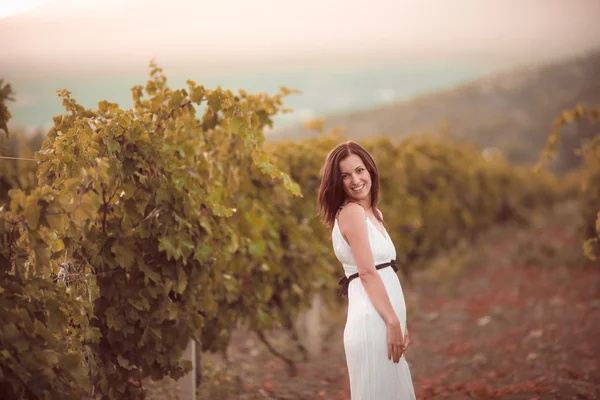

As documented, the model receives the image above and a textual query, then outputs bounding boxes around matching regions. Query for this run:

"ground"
[158,202,600,400]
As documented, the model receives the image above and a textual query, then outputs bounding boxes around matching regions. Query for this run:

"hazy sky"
[1,0,599,78]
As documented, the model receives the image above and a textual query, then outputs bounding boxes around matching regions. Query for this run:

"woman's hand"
[386,318,405,363]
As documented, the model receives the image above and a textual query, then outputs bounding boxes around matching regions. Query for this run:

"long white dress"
[332,215,416,400]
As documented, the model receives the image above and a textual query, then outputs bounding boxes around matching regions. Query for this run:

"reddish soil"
[189,204,600,399]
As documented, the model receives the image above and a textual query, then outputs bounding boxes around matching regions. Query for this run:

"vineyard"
[0,64,599,400]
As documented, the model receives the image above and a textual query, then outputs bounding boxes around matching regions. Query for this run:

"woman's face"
[339,153,372,203]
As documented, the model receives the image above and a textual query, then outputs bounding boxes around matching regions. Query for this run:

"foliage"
[0,79,13,135]
[195,357,243,399]
[0,81,89,399]
[536,105,600,261]
[0,132,41,206]
[198,155,333,353]
[2,63,302,399]
[0,79,44,205]
[0,65,576,400]
[268,129,559,294]
[0,82,39,206]
[38,63,304,398]
[1,149,94,400]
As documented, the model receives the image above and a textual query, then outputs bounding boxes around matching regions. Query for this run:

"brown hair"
[317,140,383,228]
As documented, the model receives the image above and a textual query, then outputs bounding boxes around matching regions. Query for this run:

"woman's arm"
[338,203,404,362]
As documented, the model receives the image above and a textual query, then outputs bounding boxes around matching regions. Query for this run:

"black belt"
[338,259,398,297]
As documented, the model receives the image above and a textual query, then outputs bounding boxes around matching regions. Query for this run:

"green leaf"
[46,213,66,231]
[175,265,187,294]
[50,238,65,253]
[158,236,177,260]
[112,242,136,269]
[248,241,265,257]
[106,139,121,154]
[23,197,41,230]
[59,353,82,369]
[190,86,205,103]
[140,263,161,283]
[117,355,135,370]
[291,283,303,295]
[194,243,212,263]
[40,350,59,366]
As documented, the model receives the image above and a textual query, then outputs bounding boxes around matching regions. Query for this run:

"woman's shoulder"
[338,202,366,224]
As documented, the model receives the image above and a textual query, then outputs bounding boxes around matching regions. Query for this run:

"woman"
[318,140,416,400]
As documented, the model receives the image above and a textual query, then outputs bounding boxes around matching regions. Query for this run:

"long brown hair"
[317,140,382,228]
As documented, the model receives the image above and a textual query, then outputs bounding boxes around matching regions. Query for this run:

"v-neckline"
[366,217,389,242]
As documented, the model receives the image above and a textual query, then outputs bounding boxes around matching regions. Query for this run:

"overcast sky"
[1,0,599,78]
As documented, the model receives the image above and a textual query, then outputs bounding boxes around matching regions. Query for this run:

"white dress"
[332,215,416,400]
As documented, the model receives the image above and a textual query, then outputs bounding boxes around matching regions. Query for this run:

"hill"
[268,50,600,167]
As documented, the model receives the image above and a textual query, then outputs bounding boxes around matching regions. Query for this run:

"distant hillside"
[268,50,600,167]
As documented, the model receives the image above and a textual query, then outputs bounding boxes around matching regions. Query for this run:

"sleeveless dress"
[332,211,416,400]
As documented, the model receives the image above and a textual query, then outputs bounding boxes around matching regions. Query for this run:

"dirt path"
[198,203,600,400]
[400,207,600,399]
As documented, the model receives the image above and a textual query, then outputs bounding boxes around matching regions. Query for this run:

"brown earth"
[189,201,599,400]
[142,201,599,399]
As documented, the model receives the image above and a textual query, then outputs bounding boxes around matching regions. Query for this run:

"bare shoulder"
[338,203,371,251]
[376,208,383,219]
[338,202,365,220]
[338,203,366,233]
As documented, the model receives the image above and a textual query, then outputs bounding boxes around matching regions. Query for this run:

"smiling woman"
[318,140,416,400]
[0,0,53,18]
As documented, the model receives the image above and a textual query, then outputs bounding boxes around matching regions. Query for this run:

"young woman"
[318,140,416,400]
